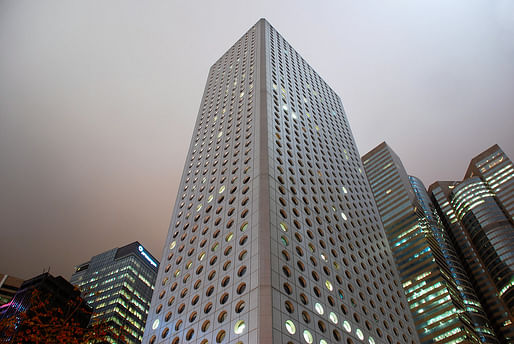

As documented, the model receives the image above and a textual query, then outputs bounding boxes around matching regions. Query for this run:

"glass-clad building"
[362,142,497,344]
[142,19,418,344]
[71,241,159,344]
[429,145,514,343]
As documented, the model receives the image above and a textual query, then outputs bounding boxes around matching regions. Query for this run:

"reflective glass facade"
[142,19,418,344]
[429,146,514,343]
[465,144,514,222]
[362,142,496,344]
[71,241,158,344]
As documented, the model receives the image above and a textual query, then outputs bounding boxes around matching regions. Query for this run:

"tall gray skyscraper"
[143,19,419,344]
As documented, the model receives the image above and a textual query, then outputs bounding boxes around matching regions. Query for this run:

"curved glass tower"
[429,177,514,343]
[429,145,514,343]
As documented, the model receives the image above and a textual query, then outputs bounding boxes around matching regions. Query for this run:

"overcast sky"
[1,0,513,280]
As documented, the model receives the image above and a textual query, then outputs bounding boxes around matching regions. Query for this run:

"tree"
[0,288,124,344]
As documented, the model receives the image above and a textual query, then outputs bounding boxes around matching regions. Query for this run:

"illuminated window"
[152,319,159,330]
[285,320,296,334]
[234,320,246,334]
[314,302,324,315]
[303,330,313,343]
[329,312,338,324]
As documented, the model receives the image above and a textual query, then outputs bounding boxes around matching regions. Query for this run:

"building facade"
[0,274,23,306]
[362,142,498,344]
[142,19,418,344]
[429,145,514,343]
[71,241,159,344]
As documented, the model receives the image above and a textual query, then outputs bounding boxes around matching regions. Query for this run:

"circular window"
[201,320,210,332]
[234,320,246,334]
[285,320,296,335]
[303,330,313,344]
[237,282,246,294]
[238,266,247,277]
[314,303,324,315]
[343,320,351,332]
[186,329,194,341]
[218,311,227,323]
[220,293,229,304]
[329,312,338,324]
[152,319,160,330]
[235,300,245,313]
[216,330,226,343]
[356,329,364,340]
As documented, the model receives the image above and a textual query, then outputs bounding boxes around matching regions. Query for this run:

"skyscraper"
[464,144,514,222]
[142,19,418,344]
[429,144,514,343]
[71,241,159,344]
[362,142,498,343]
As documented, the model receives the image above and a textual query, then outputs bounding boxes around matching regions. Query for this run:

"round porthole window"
[234,320,246,334]
[315,303,324,315]
[285,320,296,334]
[152,319,159,330]
[303,330,313,344]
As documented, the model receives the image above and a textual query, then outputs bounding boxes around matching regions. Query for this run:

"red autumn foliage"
[0,288,125,344]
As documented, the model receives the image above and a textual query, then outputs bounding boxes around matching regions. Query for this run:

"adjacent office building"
[362,142,498,344]
[0,274,23,306]
[142,19,419,344]
[429,144,514,343]
[71,241,159,344]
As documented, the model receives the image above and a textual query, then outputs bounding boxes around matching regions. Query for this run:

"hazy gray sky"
[1,0,513,279]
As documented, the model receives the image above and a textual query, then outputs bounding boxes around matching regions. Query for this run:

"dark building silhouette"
[362,142,497,344]
[142,19,419,344]
[0,272,92,342]
[71,241,158,344]
[429,144,514,343]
